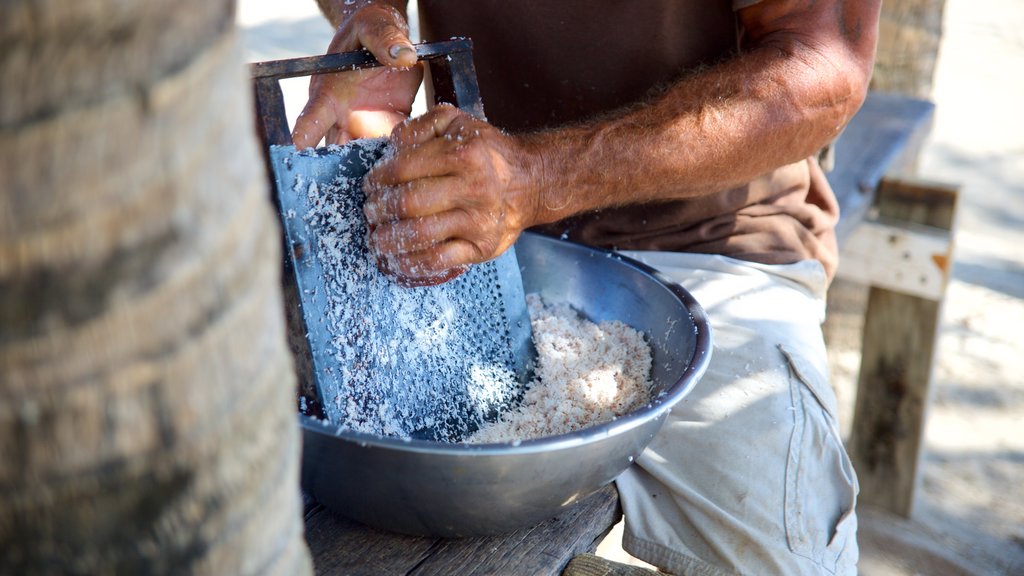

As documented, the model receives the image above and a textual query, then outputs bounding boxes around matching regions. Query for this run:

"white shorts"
[615,252,859,576]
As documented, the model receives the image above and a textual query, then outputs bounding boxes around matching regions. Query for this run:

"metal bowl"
[299,231,712,537]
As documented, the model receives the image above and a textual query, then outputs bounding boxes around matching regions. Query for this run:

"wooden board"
[304,484,621,576]
[837,218,952,301]
[848,176,959,516]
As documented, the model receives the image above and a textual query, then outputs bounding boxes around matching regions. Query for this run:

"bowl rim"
[299,237,713,457]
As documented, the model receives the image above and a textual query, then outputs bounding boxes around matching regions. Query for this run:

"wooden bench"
[300,91,953,575]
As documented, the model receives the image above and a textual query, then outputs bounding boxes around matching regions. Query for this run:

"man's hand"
[292,3,422,148]
[363,105,541,286]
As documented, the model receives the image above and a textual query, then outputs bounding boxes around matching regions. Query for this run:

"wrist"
[509,135,550,231]
[516,131,582,226]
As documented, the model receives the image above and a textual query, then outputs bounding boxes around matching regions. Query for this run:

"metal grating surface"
[271,141,534,442]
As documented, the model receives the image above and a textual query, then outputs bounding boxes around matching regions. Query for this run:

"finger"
[384,239,482,280]
[292,96,338,149]
[354,5,417,68]
[390,104,463,148]
[364,180,446,226]
[365,108,471,187]
[373,247,466,287]
[365,136,459,192]
[365,175,465,226]
[392,266,467,288]
[369,210,475,256]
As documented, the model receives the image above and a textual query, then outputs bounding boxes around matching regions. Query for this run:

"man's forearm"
[520,1,880,227]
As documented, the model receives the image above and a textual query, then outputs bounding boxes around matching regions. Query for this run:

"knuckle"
[434,102,458,115]
[465,136,486,157]
[352,5,409,51]
[377,4,410,34]
[452,138,485,166]
[328,26,358,52]
[478,227,501,255]
[459,218,496,260]
[433,244,458,270]
[390,118,413,142]
[391,186,411,216]
[449,144,471,164]
[470,241,490,262]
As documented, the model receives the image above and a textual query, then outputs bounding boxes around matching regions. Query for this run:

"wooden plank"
[848,176,959,517]
[305,504,437,576]
[836,218,952,300]
[305,484,621,576]
[410,486,621,576]
[564,554,660,576]
[828,92,935,243]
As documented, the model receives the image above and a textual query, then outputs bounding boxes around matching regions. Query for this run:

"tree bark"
[0,1,311,573]
[871,0,947,99]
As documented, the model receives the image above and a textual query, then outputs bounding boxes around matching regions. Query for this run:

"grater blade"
[271,140,535,442]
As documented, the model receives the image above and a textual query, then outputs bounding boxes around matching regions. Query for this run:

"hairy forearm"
[520,5,878,226]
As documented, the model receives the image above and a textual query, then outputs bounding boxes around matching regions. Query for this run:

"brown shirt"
[419,0,840,278]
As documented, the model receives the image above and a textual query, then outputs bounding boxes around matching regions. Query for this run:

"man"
[295,1,880,573]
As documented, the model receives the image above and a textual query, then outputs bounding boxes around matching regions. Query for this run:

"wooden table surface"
[304,484,621,576]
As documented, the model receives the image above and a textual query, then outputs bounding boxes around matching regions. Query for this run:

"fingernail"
[388,44,414,59]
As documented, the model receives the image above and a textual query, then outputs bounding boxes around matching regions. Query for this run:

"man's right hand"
[292,3,422,148]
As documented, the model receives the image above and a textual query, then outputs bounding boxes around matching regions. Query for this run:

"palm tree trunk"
[871,0,948,98]
[0,0,311,573]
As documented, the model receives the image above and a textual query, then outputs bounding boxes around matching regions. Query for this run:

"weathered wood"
[868,176,959,230]
[836,218,952,300]
[305,484,622,576]
[871,0,947,99]
[563,553,658,576]
[848,176,959,517]
[0,1,311,573]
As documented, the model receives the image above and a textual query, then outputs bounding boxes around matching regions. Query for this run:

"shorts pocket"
[780,345,859,574]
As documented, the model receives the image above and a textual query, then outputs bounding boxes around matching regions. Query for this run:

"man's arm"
[515,0,881,224]
[362,0,881,282]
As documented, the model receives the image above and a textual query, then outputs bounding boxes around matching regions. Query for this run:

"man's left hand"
[363,104,541,286]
